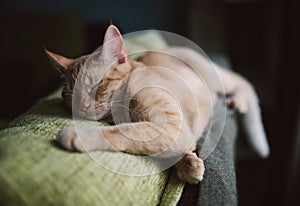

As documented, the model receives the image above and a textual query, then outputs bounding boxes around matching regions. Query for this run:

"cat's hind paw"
[175,152,205,184]
[226,93,248,114]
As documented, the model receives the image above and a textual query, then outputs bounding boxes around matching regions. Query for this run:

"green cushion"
[0,89,184,206]
[0,32,184,206]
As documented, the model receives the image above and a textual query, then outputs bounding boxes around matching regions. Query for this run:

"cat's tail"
[239,83,270,158]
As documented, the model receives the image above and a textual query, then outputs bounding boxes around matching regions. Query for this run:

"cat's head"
[46,25,131,120]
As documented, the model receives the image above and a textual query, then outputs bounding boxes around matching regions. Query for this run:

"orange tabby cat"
[45,25,270,184]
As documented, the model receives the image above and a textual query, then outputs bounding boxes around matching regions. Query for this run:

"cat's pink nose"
[82,103,91,112]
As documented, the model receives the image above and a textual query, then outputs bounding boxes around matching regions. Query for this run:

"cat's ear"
[101,25,127,64]
[44,48,75,70]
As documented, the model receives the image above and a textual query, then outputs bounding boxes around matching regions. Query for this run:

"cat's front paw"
[57,126,111,152]
[175,152,205,184]
[57,127,78,151]
[57,127,89,152]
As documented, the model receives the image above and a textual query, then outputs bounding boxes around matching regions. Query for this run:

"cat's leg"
[215,66,270,157]
[215,66,256,114]
[58,88,197,157]
[57,120,195,157]
[174,151,205,184]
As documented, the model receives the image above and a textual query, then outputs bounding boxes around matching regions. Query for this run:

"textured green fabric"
[124,30,168,60]
[0,89,184,206]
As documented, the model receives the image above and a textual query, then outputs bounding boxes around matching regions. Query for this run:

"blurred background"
[0,0,299,205]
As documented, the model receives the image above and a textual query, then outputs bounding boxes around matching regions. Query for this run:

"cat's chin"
[73,112,102,121]
[84,112,108,121]
[84,115,99,121]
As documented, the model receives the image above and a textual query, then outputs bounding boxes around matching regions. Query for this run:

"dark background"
[0,0,299,205]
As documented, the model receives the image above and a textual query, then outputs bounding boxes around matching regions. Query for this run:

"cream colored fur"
[47,25,270,185]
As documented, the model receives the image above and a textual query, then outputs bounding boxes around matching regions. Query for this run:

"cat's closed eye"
[91,80,103,91]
